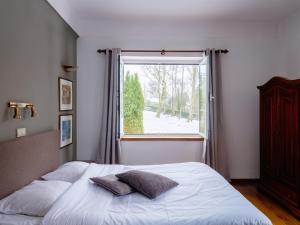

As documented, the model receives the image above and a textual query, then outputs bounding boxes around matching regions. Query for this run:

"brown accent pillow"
[90,175,134,196]
[116,170,178,199]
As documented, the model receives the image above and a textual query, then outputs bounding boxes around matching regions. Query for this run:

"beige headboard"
[0,130,60,199]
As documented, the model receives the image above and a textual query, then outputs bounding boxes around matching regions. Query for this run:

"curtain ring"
[161,49,166,55]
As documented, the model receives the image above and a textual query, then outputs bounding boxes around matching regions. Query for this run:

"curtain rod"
[97,49,229,55]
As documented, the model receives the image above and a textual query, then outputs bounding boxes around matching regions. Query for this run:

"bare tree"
[187,66,198,122]
[179,66,185,119]
[142,64,199,122]
[161,65,168,114]
[169,65,178,116]
[143,65,166,118]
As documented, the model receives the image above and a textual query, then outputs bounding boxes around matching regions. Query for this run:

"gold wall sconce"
[62,64,77,72]
[8,102,37,119]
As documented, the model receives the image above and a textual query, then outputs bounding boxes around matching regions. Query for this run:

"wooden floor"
[233,183,300,225]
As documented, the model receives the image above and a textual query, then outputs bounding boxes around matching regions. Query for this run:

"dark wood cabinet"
[258,77,300,218]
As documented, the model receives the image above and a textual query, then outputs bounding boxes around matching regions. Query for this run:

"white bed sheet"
[0,213,42,225]
[43,162,272,225]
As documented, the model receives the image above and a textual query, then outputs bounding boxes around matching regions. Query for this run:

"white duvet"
[42,162,272,225]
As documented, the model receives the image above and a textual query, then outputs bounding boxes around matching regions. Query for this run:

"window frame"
[120,56,207,140]
[120,134,204,141]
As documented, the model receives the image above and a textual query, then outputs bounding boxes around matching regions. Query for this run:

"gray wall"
[0,0,78,162]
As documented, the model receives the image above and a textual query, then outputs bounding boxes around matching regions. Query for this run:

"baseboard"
[230,179,259,185]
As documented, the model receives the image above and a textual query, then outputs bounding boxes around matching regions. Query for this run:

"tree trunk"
[171,66,177,116]
[189,67,197,122]
[156,65,162,118]
[179,67,185,119]
[161,65,167,114]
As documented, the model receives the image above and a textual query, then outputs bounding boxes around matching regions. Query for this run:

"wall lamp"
[62,64,77,72]
[8,102,37,119]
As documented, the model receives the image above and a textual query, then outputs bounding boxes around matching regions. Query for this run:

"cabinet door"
[260,88,278,177]
[277,87,299,190]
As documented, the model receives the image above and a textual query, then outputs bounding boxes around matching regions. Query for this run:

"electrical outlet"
[17,128,26,138]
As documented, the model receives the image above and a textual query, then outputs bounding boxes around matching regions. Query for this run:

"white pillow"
[42,161,89,183]
[0,213,43,225]
[0,180,70,217]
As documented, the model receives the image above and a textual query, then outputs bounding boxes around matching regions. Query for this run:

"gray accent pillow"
[116,170,178,199]
[90,175,134,196]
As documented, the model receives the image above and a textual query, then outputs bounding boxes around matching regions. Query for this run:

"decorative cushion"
[116,170,178,199]
[42,161,89,183]
[90,175,134,196]
[0,180,71,217]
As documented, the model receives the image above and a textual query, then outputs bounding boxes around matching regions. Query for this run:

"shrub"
[123,72,144,134]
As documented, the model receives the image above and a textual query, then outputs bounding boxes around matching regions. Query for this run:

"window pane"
[120,63,207,135]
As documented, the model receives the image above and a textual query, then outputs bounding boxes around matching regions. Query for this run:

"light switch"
[17,128,26,138]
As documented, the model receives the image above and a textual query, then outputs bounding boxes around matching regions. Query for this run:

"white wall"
[278,10,300,78]
[77,20,279,178]
[46,0,82,34]
[121,141,203,165]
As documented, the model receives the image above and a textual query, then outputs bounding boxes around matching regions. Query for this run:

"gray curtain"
[205,49,229,179]
[97,48,121,164]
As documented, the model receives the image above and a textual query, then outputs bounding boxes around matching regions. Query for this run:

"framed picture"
[59,78,73,111]
[59,114,73,148]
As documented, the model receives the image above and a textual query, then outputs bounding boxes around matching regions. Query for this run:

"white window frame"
[120,54,207,141]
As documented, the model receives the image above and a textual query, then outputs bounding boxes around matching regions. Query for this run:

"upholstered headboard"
[0,130,60,199]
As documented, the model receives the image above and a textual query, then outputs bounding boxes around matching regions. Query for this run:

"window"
[120,56,207,137]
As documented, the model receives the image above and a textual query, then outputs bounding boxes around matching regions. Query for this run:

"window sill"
[120,135,205,141]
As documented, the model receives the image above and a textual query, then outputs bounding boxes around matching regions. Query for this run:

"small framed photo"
[59,78,73,111]
[59,115,73,148]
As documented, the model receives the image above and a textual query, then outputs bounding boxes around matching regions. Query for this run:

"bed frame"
[0,130,60,199]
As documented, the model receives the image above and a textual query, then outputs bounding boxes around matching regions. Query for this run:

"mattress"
[42,162,272,225]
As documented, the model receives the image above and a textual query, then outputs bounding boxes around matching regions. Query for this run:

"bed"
[0,214,42,225]
[0,131,272,225]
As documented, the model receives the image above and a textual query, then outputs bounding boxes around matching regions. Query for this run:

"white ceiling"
[48,0,300,35]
